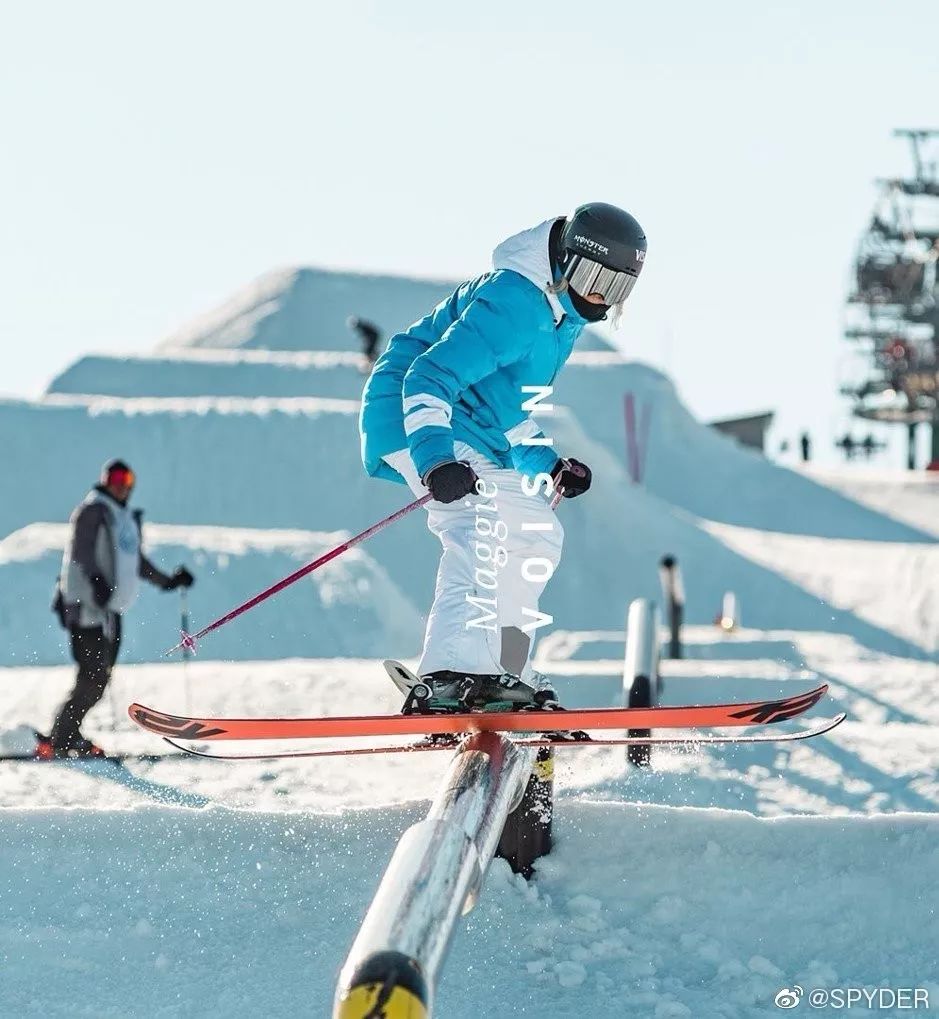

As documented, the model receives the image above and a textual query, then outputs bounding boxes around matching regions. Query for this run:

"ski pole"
[164,494,432,656]
[180,587,192,715]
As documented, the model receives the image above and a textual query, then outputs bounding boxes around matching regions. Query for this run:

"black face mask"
[567,286,609,322]
[549,219,609,322]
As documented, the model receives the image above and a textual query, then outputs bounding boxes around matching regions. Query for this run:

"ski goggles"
[106,467,136,488]
[563,255,639,306]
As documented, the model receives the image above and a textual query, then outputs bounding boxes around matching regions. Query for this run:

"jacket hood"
[492,218,568,325]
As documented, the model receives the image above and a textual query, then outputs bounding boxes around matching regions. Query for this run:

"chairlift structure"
[841,129,939,469]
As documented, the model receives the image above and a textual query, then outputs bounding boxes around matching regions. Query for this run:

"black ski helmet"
[559,203,647,304]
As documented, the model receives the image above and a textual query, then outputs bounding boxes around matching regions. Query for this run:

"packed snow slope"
[152,265,619,354]
[46,349,932,543]
[804,467,939,540]
[47,349,369,399]
[157,266,457,352]
[1,630,936,1017]
[1,805,934,1018]
[0,396,931,664]
[704,521,939,654]
[550,357,934,541]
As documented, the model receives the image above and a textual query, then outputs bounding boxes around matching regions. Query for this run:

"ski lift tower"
[841,129,939,469]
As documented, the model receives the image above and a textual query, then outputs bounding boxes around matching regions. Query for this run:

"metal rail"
[334,731,534,1018]
[719,590,740,632]
[623,598,661,767]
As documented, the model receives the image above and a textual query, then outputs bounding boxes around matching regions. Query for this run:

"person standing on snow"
[46,459,195,756]
[359,203,646,710]
[347,316,383,373]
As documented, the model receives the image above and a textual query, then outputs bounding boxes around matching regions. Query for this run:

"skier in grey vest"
[45,459,195,757]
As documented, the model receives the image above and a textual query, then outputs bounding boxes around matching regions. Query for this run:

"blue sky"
[2,0,937,466]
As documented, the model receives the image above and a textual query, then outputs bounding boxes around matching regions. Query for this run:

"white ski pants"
[383,443,563,681]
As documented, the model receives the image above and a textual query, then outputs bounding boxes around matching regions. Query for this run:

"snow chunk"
[0,724,38,755]
[654,1000,692,1018]
[748,955,783,978]
[554,961,587,988]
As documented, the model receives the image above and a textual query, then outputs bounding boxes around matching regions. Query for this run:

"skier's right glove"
[88,573,113,608]
[551,458,592,499]
[423,460,480,504]
[167,566,195,591]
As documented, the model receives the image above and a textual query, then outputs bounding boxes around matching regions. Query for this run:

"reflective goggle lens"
[108,468,135,488]
[564,255,638,305]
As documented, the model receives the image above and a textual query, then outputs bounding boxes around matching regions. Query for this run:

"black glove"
[423,460,479,504]
[551,457,592,499]
[88,574,113,608]
[167,566,195,590]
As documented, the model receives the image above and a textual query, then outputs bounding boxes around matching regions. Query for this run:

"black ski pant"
[50,618,123,748]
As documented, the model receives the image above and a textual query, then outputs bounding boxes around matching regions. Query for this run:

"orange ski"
[128,684,828,742]
[161,713,846,760]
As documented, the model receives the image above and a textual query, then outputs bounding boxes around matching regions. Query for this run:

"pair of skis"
[138,498,844,763]
[128,661,844,761]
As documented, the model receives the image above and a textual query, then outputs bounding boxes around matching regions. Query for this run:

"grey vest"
[60,490,141,628]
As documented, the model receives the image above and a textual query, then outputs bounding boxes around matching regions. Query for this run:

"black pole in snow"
[658,555,684,660]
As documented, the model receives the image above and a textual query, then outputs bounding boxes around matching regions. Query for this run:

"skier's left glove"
[423,460,479,504]
[167,566,195,590]
[551,458,592,499]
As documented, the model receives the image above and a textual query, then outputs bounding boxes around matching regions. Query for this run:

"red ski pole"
[164,494,432,656]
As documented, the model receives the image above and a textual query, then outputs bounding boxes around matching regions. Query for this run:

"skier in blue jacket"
[360,203,647,710]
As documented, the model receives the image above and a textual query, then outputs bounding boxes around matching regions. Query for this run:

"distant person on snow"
[800,431,811,463]
[46,460,195,757]
[347,316,382,373]
[359,203,646,711]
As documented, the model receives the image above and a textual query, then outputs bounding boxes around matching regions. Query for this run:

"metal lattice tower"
[841,129,939,469]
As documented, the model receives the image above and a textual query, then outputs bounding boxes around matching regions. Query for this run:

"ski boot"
[404,671,560,714]
[471,672,561,712]
[33,734,55,761]
[42,734,107,760]
[400,672,469,716]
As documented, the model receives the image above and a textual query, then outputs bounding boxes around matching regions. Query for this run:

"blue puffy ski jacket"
[359,218,591,485]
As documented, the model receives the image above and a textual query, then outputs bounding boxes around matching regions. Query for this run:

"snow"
[803,467,939,540]
[153,265,616,354]
[6,388,934,664]
[1,633,937,1016]
[0,766,935,1017]
[157,265,457,352]
[49,349,368,399]
[704,521,939,654]
[1,263,937,1016]
[550,361,934,542]
[47,348,627,400]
